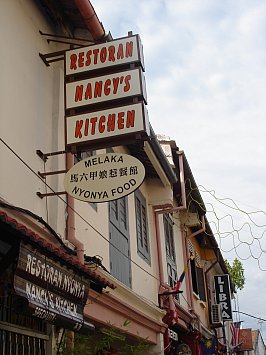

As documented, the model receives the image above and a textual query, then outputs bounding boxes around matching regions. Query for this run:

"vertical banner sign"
[64,34,150,152]
[214,274,233,321]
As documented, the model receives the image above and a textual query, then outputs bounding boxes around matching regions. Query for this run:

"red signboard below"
[65,102,149,149]
[238,329,253,351]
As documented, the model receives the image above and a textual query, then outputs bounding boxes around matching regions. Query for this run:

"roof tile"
[0,210,116,290]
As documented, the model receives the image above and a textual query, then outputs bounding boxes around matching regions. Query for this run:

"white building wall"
[0,0,67,238]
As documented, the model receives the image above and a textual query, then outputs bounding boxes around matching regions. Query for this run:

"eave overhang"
[0,209,116,291]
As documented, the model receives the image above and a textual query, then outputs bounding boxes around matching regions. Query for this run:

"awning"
[0,209,115,290]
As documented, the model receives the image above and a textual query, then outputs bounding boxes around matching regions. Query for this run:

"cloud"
[93,0,266,336]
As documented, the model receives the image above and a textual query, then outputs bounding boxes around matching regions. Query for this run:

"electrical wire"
[232,311,266,322]
[0,137,162,286]
[180,178,266,271]
[1,135,266,327]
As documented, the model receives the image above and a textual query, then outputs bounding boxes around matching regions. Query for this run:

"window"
[164,214,177,290]
[167,263,177,288]
[74,150,97,210]
[191,258,206,302]
[164,214,176,262]
[109,196,131,287]
[135,189,150,263]
[74,150,95,163]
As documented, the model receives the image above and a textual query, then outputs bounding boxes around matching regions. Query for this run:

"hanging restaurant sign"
[64,34,150,152]
[65,102,149,147]
[65,34,144,76]
[238,329,253,351]
[14,242,92,332]
[64,152,145,203]
[214,274,233,321]
[65,68,147,110]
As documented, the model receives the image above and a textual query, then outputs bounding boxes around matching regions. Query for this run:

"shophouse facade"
[0,1,233,354]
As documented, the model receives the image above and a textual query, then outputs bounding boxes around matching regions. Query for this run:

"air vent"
[211,304,222,326]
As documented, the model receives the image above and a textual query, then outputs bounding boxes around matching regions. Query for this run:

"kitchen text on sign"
[66,103,149,146]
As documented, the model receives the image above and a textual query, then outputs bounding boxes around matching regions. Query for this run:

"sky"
[92,0,266,338]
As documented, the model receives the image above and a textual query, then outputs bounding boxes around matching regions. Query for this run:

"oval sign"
[64,153,145,203]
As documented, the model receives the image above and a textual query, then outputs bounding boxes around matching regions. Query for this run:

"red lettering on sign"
[126,110,135,128]
[93,49,99,64]
[84,119,89,136]
[99,115,105,133]
[75,85,84,102]
[78,52,84,67]
[112,77,119,94]
[107,114,115,131]
[70,54,77,70]
[67,39,137,73]
[104,79,111,96]
[70,109,137,141]
[85,83,92,100]
[90,117,97,135]
[117,112,124,129]
[117,43,124,60]
[126,41,133,58]
[85,50,92,66]
[124,75,131,92]
[75,120,83,138]
[100,47,107,63]
[70,73,135,106]
[108,46,115,62]
[94,81,103,98]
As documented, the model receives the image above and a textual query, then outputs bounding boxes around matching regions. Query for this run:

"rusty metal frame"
[36,191,67,199]
[39,51,65,67]
[39,30,95,66]
[36,149,66,162]
[38,170,67,179]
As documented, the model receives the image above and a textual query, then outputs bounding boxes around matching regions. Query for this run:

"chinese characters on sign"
[64,153,145,203]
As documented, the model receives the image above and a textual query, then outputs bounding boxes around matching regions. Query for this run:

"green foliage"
[56,321,150,355]
[225,258,245,291]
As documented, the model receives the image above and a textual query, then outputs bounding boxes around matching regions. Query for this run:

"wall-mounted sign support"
[36,191,67,199]
[214,274,233,321]
[36,150,68,198]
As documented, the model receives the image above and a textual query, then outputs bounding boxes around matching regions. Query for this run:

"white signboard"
[64,153,145,203]
[65,68,146,110]
[65,35,144,75]
[66,102,149,146]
